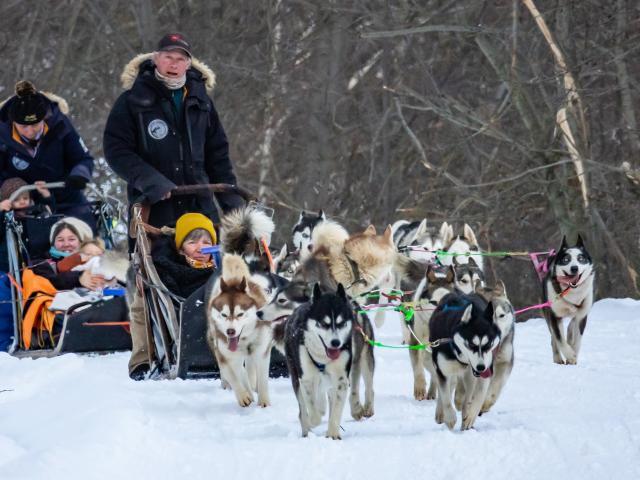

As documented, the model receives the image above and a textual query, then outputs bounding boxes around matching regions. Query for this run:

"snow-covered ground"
[1,298,639,480]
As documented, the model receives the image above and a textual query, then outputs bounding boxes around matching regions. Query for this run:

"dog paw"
[462,411,480,430]
[326,430,342,440]
[221,379,232,390]
[565,355,577,365]
[553,357,565,365]
[414,385,427,401]
[363,404,374,418]
[236,391,254,407]
[258,398,271,408]
[350,403,365,421]
[444,411,457,430]
[426,384,437,400]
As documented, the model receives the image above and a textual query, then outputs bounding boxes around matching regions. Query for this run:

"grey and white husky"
[429,293,501,430]
[441,224,484,272]
[542,235,595,365]
[292,210,326,259]
[285,284,374,439]
[391,219,452,264]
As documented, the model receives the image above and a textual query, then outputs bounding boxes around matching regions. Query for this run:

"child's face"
[80,243,104,261]
[11,192,31,210]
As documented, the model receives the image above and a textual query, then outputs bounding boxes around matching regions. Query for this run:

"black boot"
[129,363,150,381]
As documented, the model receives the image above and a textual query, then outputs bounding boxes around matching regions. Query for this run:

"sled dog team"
[204,207,595,439]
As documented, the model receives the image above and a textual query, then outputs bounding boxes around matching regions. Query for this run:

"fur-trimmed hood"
[120,52,216,93]
[0,90,69,117]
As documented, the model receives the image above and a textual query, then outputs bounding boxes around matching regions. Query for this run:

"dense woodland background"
[1,0,638,306]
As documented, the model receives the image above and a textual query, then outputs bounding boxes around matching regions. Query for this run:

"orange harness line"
[260,236,275,272]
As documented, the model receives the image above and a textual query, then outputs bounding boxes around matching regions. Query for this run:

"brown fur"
[120,52,216,92]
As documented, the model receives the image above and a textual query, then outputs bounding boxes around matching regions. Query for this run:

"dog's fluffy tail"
[311,220,349,257]
[219,207,275,254]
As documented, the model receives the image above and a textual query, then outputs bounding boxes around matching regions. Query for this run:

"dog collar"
[307,350,326,373]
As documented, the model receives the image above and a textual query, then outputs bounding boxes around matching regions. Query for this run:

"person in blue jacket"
[0,80,95,229]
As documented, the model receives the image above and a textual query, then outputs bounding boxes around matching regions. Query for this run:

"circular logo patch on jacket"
[11,155,30,171]
[147,119,169,140]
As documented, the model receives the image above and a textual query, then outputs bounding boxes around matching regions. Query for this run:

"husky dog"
[292,210,326,258]
[441,224,484,272]
[285,283,372,439]
[466,281,515,414]
[429,293,501,430]
[205,254,271,407]
[406,265,455,400]
[71,249,129,284]
[453,257,485,294]
[219,206,275,272]
[392,219,452,264]
[542,235,595,365]
[273,244,301,281]
[286,221,396,300]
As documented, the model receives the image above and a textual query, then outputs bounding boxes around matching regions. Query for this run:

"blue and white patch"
[147,119,168,140]
[11,155,30,171]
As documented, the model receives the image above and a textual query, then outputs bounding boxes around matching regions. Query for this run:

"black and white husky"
[391,219,452,264]
[292,210,326,258]
[285,283,373,439]
[429,293,501,430]
[542,235,595,365]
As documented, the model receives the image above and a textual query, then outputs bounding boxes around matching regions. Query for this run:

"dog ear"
[383,225,393,245]
[318,209,326,220]
[576,234,585,248]
[468,257,478,268]
[474,279,484,295]
[219,277,229,292]
[238,277,248,292]
[336,283,346,300]
[414,218,428,238]
[440,222,453,247]
[494,280,506,298]
[461,304,473,324]
[312,282,322,302]
[560,235,568,251]
[484,301,495,322]
[445,266,455,283]
[298,210,306,223]
[363,224,376,236]
[452,255,460,266]
[275,244,288,266]
[464,223,478,246]
[426,265,438,283]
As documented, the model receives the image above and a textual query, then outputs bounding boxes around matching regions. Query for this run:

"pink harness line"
[514,249,556,316]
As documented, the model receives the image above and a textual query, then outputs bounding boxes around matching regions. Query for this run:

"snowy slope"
[1,298,639,480]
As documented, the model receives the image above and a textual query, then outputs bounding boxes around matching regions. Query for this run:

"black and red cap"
[157,33,192,57]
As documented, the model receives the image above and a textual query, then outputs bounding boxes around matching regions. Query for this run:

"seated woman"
[152,212,217,299]
[32,217,106,290]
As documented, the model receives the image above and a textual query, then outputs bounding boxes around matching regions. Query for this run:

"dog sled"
[129,183,287,380]
[2,182,132,358]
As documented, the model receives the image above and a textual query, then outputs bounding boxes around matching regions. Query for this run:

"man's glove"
[66,175,88,190]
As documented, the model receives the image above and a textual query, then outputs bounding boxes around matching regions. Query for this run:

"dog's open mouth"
[227,328,243,352]
[319,336,342,360]
[325,347,342,360]
[558,272,582,287]
[472,366,493,379]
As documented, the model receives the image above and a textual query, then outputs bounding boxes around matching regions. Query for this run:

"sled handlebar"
[132,183,257,205]
[7,182,66,203]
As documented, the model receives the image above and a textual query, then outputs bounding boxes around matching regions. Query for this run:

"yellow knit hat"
[174,213,217,249]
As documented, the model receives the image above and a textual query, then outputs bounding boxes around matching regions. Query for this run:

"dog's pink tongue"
[480,368,493,379]
[228,336,239,352]
[326,348,341,360]
[559,274,579,285]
